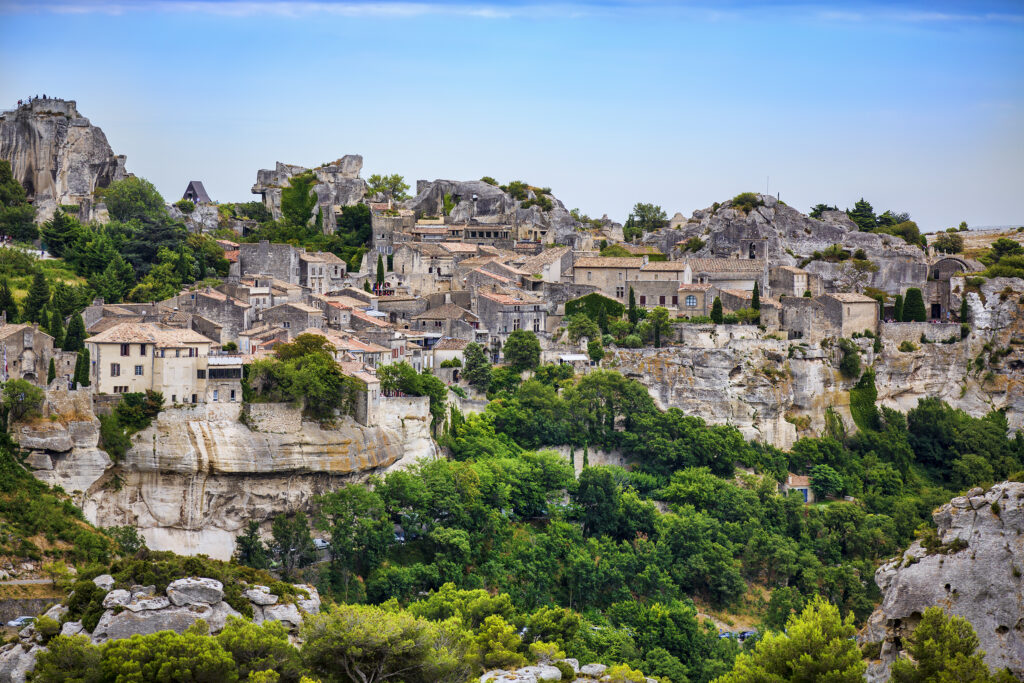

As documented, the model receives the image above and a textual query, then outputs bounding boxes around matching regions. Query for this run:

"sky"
[0,0,1022,230]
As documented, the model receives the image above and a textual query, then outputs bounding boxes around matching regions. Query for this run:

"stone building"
[237,241,301,284]
[299,251,347,295]
[0,322,58,386]
[410,303,480,340]
[84,323,216,404]
[476,288,546,341]
[514,246,572,283]
[769,265,822,298]
[162,289,253,345]
[260,302,324,336]
[677,283,713,317]
[718,289,781,329]
[924,256,976,321]
[182,180,212,204]
[572,256,647,302]
[682,258,767,291]
[820,292,879,337]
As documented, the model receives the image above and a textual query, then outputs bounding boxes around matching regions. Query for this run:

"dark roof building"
[182,181,212,204]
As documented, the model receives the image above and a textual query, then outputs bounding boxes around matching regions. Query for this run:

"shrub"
[173,199,196,213]
[899,340,919,352]
[731,192,764,213]
[837,339,861,378]
[440,358,462,368]
[681,236,705,252]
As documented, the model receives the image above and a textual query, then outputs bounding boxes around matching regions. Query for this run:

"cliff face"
[0,98,128,222]
[16,394,436,560]
[643,195,929,293]
[610,277,1024,449]
[251,156,367,232]
[862,482,1024,681]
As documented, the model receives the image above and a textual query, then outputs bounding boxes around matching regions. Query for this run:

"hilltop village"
[2,97,1024,683]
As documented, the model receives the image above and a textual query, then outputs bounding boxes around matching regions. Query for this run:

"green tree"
[648,306,672,348]
[301,603,471,683]
[933,232,965,254]
[102,176,167,223]
[317,485,393,601]
[100,628,239,682]
[376,254,385,285]
[29,634,102,683]
[575,466,621,537]
[216,616,303,683]
[73,347,90,387]
[235,520,269,570]
[0,160,37,241]
[336,203,372,247]
[281,173,319,227]
[503,330,541,372]
[903,287,927,322]
[91,254,136,304]
[587,339,604,364]
[23,270,51,323]
[890,606,1016,682]
[751,282,760,310]
[47,357,56,385]
[41,209,86,258]
[809,203,838,219]
[462,342,492,391]
[0,277,18,323]
[810,464,844,499]
[847,198,877,232]
[628,287,639,325]
[366,173,411,202]
[3,378,45,422]
[894,293,904,322]
[567,314,601,344]
[270,512,315,579]
[64,313,86,352]
[49,309,64,348]
[838,338,861,378]
[623,203,667,241]
[714,596,865,682]
[49,281,77,318]
[711,297,723,324]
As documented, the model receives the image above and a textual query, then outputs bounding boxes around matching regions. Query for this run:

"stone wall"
[880,322,962,345]
[544,444,628,476]
[242,402,302,433]
[0,598,60,625]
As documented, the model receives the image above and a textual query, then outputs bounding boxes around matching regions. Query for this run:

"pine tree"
[711,296,723,324]
[376,254,385,286]
[63,314,86,352]
[73,348,90,387]
[751,282,761,310]
[23,270,50,323]
[0,277,17,323]
[847,198,877,232]
[49,281,74,318]
[48,309,64,348]
[628,287,638,325]
[894,294,904,322]
[47,358,56,385]
[903,288,927,322]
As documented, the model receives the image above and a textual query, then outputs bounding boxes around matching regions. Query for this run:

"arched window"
[686,295,697,307]
[749,243,757,259]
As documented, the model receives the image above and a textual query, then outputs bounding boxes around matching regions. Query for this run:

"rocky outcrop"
[0,98,128,222]
[862,482,1024,681]
[16,394,436,560]
[480,660,657,683]
[644,195,929,293]
[168,201,219,233]
[251,157,366,232]
[404,179,584,247]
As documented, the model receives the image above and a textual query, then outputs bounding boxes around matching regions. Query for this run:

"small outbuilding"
[182,180,212,204]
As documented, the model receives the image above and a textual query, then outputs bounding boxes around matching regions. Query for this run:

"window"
[672,295,678,306]
[134,365,143,376]
[171,395,176,403]
[230,390,236,401]
[140,344,147,357]
[213,390,219,402]
[686,295,697,307]
[283,321,291,329]
[197,369,206,379]
[639,296,647,305]
[533,318,540,332]
[615,286,625,298]
[113,385,128,394]
[191,394,197,404]
[618,272,623,281]
[513,319,521,330]
[120,344,130,356]
[586,271,592,282]
[659,295,666,305]
[110,363,120,377]
[175,349,181,358]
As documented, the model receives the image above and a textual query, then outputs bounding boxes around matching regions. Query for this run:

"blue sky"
[1,1,1022,229]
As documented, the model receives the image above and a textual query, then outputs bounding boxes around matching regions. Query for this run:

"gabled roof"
[822,292,877,303]
[517,246,570,274]
[575,257,644,269]
[681,258,766,273]
[0,323,48,342]
[478,289,544,306]
[641,261,691,272]
[412,303,479,322]
[433,337,470,351]
[183,180,212,203]
[86,322,214,347]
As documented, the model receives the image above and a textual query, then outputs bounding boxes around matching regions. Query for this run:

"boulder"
[206,601,242,632]
[260,602,303,629]
[294,584,321,614]
[579,663,607,677]
[92,574,114,591]
[166,578,224,606]
[60,621,83,636]
[102,589,131,609]
[0,644,38,683]
[243,585,278,606]
[92,603,214,642]
[41,604,67,622]
[122,596,170,612]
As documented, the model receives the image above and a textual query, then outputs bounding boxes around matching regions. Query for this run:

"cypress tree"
[903,288,927,322]
[569,445,575,470]
[47,358,56,385]
[751,282,761,310]
[48,309,64,348]
[0,277,17,323]
[894,294,904,322]
[73,348,90,387]
[582,443,589,468]
[23,270,50,323]
[63,314,86,351]
[376,254,385,286]
[363,280,371,292]
[959,296,969,323]
[628,287,638,325]
[711,296,723,324]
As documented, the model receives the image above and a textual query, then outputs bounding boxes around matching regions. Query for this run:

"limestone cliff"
[0,98,128,222]
[643,195,929,293]
[861,481,1024,681]
[404,179,584,247]
[251,156,366,232]
[16,393,436,560]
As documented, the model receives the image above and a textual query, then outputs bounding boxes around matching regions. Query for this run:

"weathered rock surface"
[0,644,39,683]
[862,482,1024,681]
[166,578,224,606]
[251,157,366,232]
[0,98,128,222]
[404,179,584,248]
[643,195,928,293]
[168,201,219,233]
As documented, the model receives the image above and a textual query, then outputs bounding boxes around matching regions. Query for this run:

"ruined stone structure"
[0,98,128,222]
[251,156,366,232]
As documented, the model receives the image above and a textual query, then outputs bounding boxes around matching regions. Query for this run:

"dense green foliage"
[978,237,1024,279]
[623,202,667,241]
[502,330,541,372]
[903,287,927,322]
[731,192,763,213]
[889,607,1016,682]
[366,173,410,201]
[0,160,37,241]
[565,292,625,322]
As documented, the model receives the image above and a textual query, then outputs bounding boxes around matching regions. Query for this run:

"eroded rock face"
[862,482,1024,681]
[168,202,219,233]
[0,98,128,222]
[643,195,928,293]
[404,179,583,248]
[251,157,367,232]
